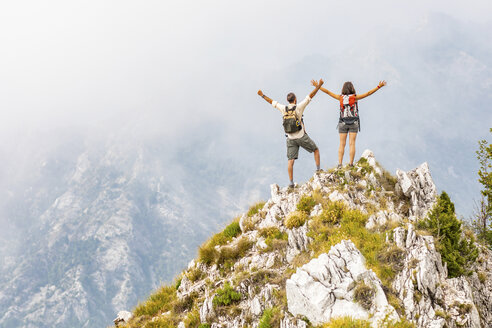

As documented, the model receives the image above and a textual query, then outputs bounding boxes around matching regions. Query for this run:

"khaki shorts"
[338,120,359,133]
[286,133,318,160]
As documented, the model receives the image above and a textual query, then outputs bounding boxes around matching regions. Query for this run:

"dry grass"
[284,211,308,229]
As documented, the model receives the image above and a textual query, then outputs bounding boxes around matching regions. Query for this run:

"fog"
[1,0,491,219]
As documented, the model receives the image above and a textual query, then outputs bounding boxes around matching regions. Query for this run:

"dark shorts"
[286,133,318,160]
[338,120,359,133]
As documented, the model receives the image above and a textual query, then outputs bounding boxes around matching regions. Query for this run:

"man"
[258,79,324,188]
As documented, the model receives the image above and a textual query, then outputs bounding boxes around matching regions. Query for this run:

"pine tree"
[423,192,478,278]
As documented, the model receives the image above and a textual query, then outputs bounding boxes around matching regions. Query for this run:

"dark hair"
[287,92,296,103]
[341,82,356,95]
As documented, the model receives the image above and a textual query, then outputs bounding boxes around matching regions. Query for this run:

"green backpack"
[283,106,302,133]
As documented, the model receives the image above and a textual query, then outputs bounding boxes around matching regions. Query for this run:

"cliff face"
[115,150,492,328]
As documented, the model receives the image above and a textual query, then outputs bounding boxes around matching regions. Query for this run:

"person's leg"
[348,132,358,165]
[314,148,320,169]
[338,133,348,165]
[288,159,295,183]
[286,138,299,186]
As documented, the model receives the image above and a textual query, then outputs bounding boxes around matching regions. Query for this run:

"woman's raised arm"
[311,80,340,100]
[355,80,386,100]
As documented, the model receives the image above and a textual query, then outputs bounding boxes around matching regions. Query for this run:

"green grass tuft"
[297,195,317,214]
[247,201,266,217]
[133,285,177,317]
[223,221,241,239]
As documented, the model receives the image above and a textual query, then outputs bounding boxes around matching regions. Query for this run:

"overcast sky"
[1,0,491,136]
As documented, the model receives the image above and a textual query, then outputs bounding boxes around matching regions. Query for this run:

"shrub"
[421,191,478,277]
[297,195,317,214]
[285,211,308,229]
[198,324,211,328]
[473,130,492,248]
[133,285,177,317]
[247,201,266,217]
[258,307,281,328]
[213,282,241,307]
[353,281,375,310]
[223,221,241,239]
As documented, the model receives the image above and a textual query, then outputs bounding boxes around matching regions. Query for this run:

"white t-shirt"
[272,95,312,139]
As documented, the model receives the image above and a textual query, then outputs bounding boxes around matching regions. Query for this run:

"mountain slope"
[114,150,492,328]
[0,135,273,328]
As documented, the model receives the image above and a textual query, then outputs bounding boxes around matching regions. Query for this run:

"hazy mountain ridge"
[0,134,271,328]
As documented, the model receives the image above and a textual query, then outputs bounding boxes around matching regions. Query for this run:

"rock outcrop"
[114,150,492,328]
[286,240,398,327]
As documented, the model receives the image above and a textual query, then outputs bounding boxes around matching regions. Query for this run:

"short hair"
[341,82,356,95]
[287,92,296,103]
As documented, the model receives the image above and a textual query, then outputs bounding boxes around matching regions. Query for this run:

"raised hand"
[318,79,324,86]
[311,80,319,87]
[378,80,387,88]
[257,90,264,97]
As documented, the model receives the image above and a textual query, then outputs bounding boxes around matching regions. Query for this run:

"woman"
[312,80,386,168]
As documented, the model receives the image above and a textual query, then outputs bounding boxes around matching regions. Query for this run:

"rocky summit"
[114,150,492,328]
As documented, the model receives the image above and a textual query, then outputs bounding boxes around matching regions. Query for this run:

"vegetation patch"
[258,307,282,328]
[198,218,249,265]
[308,200,399,288]
[319,316,371,328]
[285,210,308,229]
[223,221,241,239]
[353,281,375,310]
[213,282,241,307]
[133,285,177,317]
[418,191,478,278]
[297,195,317,214]
[217,237,253,266]
[258,227,288,252]
[377,245,405,273]
[247,201,266,217]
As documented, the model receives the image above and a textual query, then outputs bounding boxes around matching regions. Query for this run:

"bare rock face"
[286,240,398,327]
[392,224,483,328]
[199,291,215,323]
[286,222,311,263]
[395,162,437,220]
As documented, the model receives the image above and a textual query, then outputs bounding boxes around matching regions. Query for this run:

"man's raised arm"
[311,80,339,100]
[309,79,324,99]
[258,90,273,104]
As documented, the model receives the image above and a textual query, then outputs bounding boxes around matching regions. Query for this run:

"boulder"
[286,240,398,327]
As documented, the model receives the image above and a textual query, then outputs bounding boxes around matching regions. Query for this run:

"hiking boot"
[337,164,343,170]
[288,183,295,189]
[348,163,354,168]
